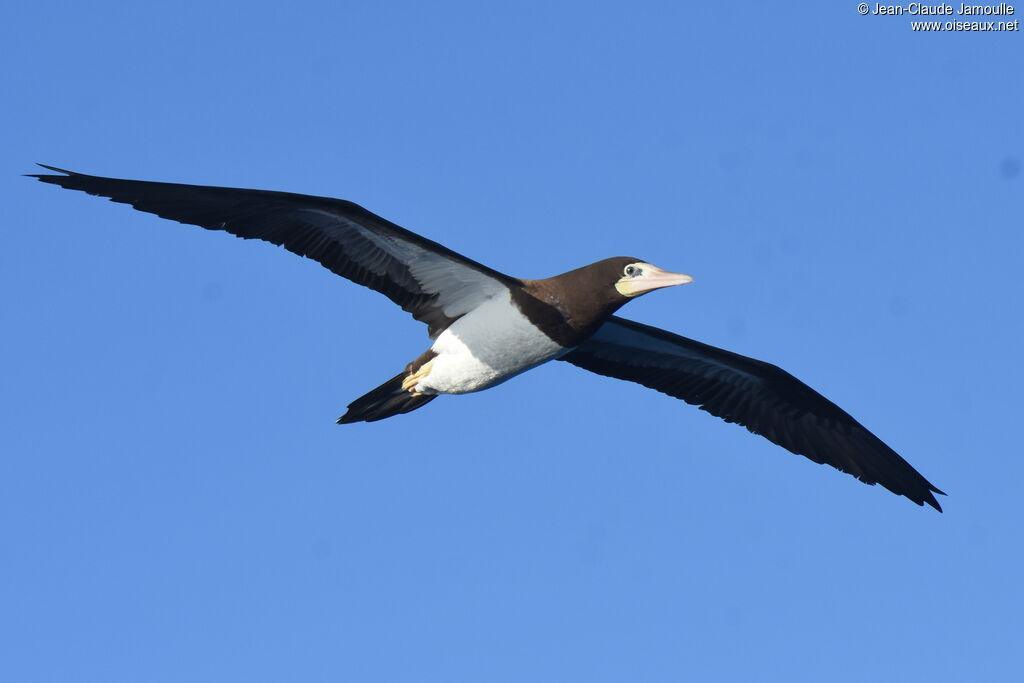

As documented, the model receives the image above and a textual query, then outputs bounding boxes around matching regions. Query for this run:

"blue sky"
[2,2,1021,681]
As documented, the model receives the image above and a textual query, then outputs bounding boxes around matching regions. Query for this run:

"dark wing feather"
[561,316,944,511]
[30,165,518,337]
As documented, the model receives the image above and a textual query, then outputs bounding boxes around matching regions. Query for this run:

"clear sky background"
[2,2,1021,681]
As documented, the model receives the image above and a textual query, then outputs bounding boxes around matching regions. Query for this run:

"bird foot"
[401,359,434,395]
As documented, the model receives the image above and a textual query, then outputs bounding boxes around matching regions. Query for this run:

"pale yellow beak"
[615,263,694,298]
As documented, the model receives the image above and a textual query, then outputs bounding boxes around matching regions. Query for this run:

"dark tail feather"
[336,372,437,424]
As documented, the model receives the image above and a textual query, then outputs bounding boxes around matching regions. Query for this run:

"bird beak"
[616,264,694,297]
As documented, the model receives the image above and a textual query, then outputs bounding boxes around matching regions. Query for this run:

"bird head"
[610,258,693,298]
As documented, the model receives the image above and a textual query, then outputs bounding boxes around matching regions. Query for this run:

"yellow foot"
[401,358,434,395]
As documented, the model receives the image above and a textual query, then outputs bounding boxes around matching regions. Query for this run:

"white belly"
[415,292,568,395]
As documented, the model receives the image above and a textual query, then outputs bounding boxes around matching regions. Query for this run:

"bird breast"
[416,292,569,395]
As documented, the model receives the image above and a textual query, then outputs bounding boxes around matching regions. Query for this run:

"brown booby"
[30,165,945,511]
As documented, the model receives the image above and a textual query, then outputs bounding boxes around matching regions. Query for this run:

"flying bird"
[30,165,945,511]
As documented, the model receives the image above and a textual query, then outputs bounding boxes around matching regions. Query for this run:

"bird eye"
[624,265,641,278]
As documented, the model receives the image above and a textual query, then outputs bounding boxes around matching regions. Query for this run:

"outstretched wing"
[30,165,518,337]
[561,316,944,510]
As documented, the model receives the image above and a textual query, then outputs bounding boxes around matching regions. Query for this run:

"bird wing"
[560,315,944,510]
[30,165,518,337]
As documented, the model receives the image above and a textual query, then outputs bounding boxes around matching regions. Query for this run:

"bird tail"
[336,371,437,424]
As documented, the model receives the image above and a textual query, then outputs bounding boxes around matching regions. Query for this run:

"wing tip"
[900,482,944,512]
[25,163,78,181]
[921,485,946,513]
